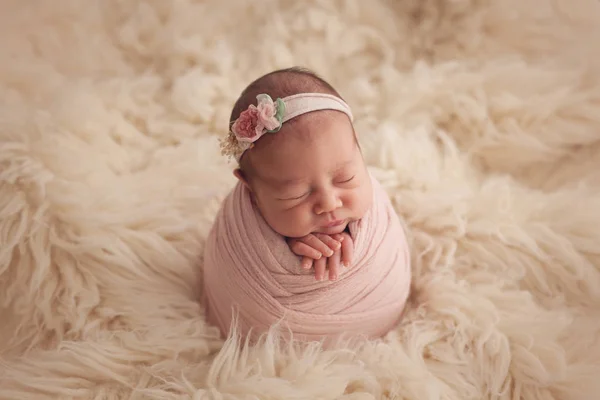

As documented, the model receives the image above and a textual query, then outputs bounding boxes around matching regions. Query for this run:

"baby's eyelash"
[277,176,354,200]
[279,192,308,201]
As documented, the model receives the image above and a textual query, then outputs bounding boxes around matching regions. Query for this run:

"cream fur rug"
[1,1,600,399]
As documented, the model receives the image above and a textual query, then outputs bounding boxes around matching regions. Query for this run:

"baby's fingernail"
[335,242,341,249]
[342,262,349,268]
[316,253,322,259]
[330,274,337,281]
[327,250,334,256]
[338,236,344,241]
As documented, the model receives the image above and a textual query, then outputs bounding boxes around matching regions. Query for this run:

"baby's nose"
[315,191,342,214]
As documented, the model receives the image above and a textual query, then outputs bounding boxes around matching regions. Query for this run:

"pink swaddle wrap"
[202,173,411,342]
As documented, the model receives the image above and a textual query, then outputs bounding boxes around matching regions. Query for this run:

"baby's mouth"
[323,219,345,228]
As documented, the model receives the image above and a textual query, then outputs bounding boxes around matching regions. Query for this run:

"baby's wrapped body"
[203,66,412,342]
[202,173,411,342]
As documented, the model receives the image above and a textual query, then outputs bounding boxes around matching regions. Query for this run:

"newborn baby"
[203,67,411,342]
[225,69,372,282]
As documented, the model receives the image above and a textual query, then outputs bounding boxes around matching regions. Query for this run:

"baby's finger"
[340,235,354,268]
[330,233,345,242]
[312,233,342,254]
[301,256,313,270]
[314,257,327,281]
[327,249,341,280]
[289,240,322,260]
[302,234,336,257]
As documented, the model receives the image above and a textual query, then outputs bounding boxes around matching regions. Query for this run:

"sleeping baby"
[203,67,411,342]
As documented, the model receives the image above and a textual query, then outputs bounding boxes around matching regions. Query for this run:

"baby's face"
[241,112,373,238]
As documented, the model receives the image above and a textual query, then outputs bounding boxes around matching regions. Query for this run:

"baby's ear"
[233,168,251,191]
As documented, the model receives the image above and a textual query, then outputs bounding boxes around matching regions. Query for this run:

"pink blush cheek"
[285,208,312,233]
[283,208,316,237]
[345,190,371,220]
[257,204,312,238]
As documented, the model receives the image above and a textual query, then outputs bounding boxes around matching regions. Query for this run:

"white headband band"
[220,92,353,162]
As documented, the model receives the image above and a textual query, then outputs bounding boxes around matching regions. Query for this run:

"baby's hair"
[230,67,347,175]
[229,67,342,126]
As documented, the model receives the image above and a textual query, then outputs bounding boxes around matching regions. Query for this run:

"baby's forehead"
[255,156,356,187]
[250,118,357,182]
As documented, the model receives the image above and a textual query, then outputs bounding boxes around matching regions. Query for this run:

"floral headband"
[220,92,354,162]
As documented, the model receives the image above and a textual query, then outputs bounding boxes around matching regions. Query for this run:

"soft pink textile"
[202,174,411,342]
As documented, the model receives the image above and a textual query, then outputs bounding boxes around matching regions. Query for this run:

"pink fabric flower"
[256,98,280,132]
[232,95,282,143]
[232,106,260,142]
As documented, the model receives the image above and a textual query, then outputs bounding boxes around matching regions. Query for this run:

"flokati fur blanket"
[203,174,411,342]
[1,0,600,399]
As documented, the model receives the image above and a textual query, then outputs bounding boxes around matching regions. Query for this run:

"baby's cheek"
[269,207,313,238]
[354,190,373,218]
[287,207,313,233]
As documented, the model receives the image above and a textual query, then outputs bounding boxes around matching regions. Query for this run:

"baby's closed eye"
[277,175,357,201]
[278,192,309,201]
[335,175,355,184]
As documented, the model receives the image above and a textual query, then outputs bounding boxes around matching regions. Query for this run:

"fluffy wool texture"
[1,0,600,399]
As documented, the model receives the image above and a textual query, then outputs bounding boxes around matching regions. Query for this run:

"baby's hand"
[287,232,354,281]
[313,232,354,281]
[287,233,342,267]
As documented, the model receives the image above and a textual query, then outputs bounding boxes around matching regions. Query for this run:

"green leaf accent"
[266,98,286,133]
[274,98,286,122]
